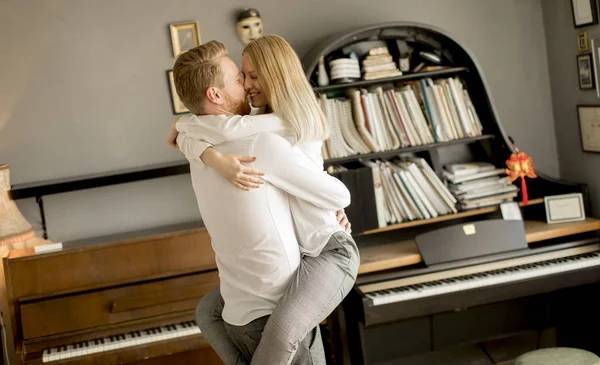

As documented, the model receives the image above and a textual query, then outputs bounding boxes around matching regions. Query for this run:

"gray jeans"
[196,231,360,365]
[196,287,326,365]
[225,314,326,365]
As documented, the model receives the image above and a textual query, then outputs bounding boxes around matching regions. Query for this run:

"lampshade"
[0,164,51,252]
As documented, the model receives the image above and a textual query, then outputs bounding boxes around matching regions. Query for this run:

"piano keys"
[361,244,600,307]
[42,320,200,363]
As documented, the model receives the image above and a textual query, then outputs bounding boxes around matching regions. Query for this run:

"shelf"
[358,217,600,275]
[358,240,421,275]
[312,67,469,92]
[525,218,600,243]
[11,161,190,199]
[363,198,545,235]
[324,134,494,166]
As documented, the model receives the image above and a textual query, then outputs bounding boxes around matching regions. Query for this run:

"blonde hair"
[173,40,228,115]
[243,35,329,144]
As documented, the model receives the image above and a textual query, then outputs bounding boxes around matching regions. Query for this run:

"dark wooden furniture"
[299,23,600,364]
[0,223,222,365]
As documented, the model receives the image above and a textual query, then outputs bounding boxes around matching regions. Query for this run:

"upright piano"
[300,23,600,364]
[0,222,223,365]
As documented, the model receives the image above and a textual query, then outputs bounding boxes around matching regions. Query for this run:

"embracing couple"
[166,35,359,365]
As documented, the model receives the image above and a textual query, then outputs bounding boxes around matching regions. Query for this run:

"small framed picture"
[166,70,189,115]
[578,31,590,51]
[590,35,600,97]
[544,193,585,224]
[577,105,600,153]
[169,21,201,57]
[571,0,598,27]
[577,53,595,90]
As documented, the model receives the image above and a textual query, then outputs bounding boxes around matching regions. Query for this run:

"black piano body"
[346,221,600,365]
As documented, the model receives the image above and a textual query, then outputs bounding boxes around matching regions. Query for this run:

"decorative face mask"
[236,9,263,45]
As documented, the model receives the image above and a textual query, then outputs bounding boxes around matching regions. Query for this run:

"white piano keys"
[42,321,202,363]
[365,251,600,306]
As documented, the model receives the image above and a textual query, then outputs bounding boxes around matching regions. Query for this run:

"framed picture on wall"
[577,105,600,153]
[577,53,595,90]
[169,21,201,57]
[589,35,600,97]
[166,70,189,115]
[571,0,598,27]
[578,31,590,51]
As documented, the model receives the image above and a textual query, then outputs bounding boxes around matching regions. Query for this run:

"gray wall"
[542,0,600,217]
[0,0,559,242]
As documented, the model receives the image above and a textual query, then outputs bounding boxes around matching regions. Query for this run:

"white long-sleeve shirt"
[176,113,346,257]
[178,123,350,325]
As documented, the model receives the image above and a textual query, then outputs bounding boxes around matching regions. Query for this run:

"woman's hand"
[336,209,352,234]
[201,148,265,191]
[167,117,181,148]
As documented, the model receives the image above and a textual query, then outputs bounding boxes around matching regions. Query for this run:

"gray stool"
[515,348,600,365]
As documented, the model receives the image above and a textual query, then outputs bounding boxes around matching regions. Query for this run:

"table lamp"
[0,164,50,253]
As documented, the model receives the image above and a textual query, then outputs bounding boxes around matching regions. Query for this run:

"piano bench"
[515,347,600,365]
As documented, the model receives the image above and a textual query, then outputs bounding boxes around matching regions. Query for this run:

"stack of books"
[362,47,403,80]
[330,58,361,83]
[359,157,457,227]
[443,162,519,210]
[318,76,484,159]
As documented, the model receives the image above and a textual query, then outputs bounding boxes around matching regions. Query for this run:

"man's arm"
[255,133,350,211]
[176,114,288,145]
[173,114,287,166]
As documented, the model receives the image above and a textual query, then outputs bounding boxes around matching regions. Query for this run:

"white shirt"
[177,120,350,326]
[176,113,346,257]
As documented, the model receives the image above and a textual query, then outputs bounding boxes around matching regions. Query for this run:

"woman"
[172,35,359,365]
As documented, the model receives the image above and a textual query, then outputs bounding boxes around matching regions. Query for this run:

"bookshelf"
[323,134,494,166]
[302,24,590,240]
[313,66,468,92]
[305,32,513,237]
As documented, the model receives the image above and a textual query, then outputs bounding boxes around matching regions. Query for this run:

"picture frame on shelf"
[166,70,189,115]
[571,0,598,27]
[578,31,590,51]
[577,105,600,153]
[577,53,595,90]
[169,21,201,57]
[544,193,585,224]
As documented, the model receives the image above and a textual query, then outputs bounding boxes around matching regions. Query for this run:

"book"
[444,162,496,177]
[443,168,505,184]
[317,76,485,163]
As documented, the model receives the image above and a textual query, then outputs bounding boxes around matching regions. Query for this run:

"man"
[170,41,350,364]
